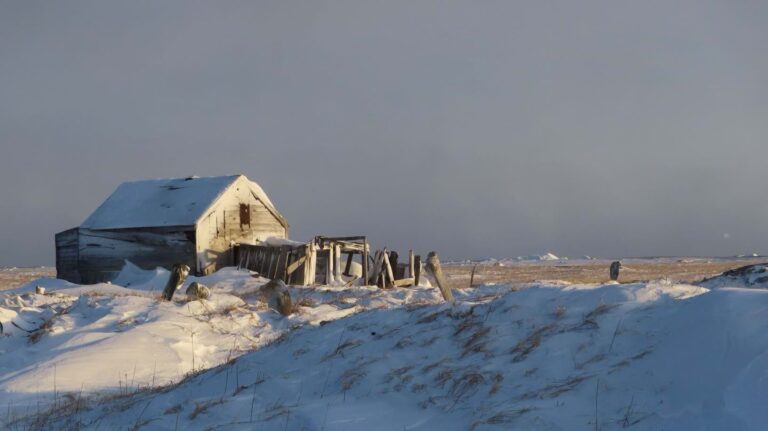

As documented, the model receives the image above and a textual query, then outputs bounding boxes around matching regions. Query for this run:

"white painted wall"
[195,176,288,274]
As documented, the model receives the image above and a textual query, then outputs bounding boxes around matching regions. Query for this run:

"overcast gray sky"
[1,1,767,266]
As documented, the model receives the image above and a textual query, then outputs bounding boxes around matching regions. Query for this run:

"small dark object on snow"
[185,282,211,301]
[162,264,190,301]
[261,279,293,316]
[610,261,621,281]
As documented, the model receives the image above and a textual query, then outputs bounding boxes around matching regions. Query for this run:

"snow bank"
[7,268,768,430]
[0,267,451,414]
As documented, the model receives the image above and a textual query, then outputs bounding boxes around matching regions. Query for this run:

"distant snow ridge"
[460,253,568,267]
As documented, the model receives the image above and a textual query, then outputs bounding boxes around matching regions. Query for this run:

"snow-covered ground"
[2,264,768,429]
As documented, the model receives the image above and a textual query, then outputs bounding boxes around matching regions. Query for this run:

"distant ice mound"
[454,253,569,266]
[516,253,564,262]
[699,263,768,289]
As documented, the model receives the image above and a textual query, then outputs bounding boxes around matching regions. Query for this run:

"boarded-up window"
[239,203,250,228]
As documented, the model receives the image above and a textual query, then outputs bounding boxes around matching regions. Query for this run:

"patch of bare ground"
[0,267,56,291]
[443,258,766,289]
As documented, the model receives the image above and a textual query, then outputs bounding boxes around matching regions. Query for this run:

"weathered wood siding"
[77,227,196,284]
[55,228,81,283]
[195,177,288,275]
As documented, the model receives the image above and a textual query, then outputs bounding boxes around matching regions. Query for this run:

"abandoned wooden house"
[55,174,289,284]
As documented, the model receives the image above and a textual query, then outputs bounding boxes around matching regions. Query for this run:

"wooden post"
[414,255,421,286]
[426,252,453,302]
[305,243,317,286]
[369,250,384,285]
[266,249,275,278]
[469,264,477,288]
[362,239,369,286]
[389,251,399,279]
[333,243,342,283]
[381,250,395,288]
[258,248,266,275]
[393,278,415,287]
[408,250,415,278]
[343,252,354,277]
[326,247,334,285]
[283,249,293,282]
[162,264,190,301]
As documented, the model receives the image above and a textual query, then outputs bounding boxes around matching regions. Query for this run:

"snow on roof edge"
[80,174,285,230]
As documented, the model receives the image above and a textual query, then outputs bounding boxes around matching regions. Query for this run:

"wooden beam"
[408,250,414,278]
[333,243,342,283]
[381,250,395,289]
[369,250,384,285]
[343,252,354,277]
[393,277,415,287]
[305,243,317,286]
[389,251,400,279]
[326,248,334,285]
[286,255,307,276]
[362,239,369,286]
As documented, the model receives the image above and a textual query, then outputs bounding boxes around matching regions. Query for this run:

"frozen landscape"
[3,0,766,429]
[2,260,768,430]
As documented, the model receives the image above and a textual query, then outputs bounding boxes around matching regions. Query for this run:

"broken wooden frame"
[234,236,426,289]
[234,242,318,285]
[234,236,371,286]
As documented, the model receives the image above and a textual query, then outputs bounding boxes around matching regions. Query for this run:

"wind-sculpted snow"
[4,270,768,430]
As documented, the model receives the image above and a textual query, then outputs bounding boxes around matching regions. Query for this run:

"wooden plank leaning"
[425,252,453,302]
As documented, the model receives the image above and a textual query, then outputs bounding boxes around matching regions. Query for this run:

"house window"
[239,203,250,228]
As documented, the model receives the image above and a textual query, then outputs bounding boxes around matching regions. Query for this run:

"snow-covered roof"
[81,175,285,230]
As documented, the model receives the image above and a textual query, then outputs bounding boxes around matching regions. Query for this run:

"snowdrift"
[4,267,768,430]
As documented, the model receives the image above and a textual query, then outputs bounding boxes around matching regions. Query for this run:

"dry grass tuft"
[395,336,414,349]
[450,371,487,402]
[340,367,366,391]
[585,303,619,321]
[260,400,290,422]
[417,309,449,324]
[322,338,362,361]
[462,325,491,358]
[576,353,606,370]
[189,398,225,420]
[510,324,556,362]
[435,369,454,388]
[453,316,478,337]
[386,366,414,391]
[519,374,592,400]
[489,373,504,395]
[164,404,182,415]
